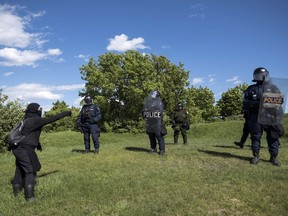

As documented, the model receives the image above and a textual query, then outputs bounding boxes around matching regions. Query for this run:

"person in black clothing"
[77,95,102,154]
[171,103,190,145]
[243,67,283,166]
[10,103,71,201]
[142,91,166,156]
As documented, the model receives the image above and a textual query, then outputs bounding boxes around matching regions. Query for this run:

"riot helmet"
[149,90,160,99]
[84,95,93,105]
[252,67,269,82]
[25,103,42,117]
[177,103,183,110]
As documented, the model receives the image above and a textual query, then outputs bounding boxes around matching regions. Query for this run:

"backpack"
[7,119,28,147]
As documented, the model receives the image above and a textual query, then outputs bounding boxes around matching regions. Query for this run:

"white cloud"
[189,3,205,19]
[53,84,85,91]
[0,48,45,66]
[4,83,62,100]
[0,4,46,48]
[30,10,46,19]
[0,47,64,67]
[208,74,216,83]
[107,34,149,52]
[4,71,14,76]
[2,83,85,101]
[47,48,62,56]
[75,54,90,62]
[0,4,63,67]
[55,58,65,63]
[226,76,239,82]
[226,76,242,85]
[191,77,204,85]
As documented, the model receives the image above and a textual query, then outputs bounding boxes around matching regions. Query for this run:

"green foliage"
[0,91,25,151]
[186,86,219,122]
[42,100,79,132]
[217,84,248,118]
[79,50,190,132]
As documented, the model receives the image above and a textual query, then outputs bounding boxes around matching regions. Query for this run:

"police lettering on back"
[143,111,162,118]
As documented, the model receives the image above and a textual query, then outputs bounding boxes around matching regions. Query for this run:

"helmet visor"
[253,72,269,82]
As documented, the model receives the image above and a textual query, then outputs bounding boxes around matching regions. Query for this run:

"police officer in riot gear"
[11,103,71,201]
[171,103,190,144]
[77,95,102,154]
[243,67,283,166]
[142,91,166,155]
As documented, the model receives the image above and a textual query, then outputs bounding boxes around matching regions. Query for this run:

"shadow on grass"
[38,170,60,178]
[214,145,253,149]
[125,147,150,153]
[197,149,252,162]
[165,142,176,145]
[9,170,60,184]
[71,149,87,153]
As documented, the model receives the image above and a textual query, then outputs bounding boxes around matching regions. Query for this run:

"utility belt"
[174,122,189,130]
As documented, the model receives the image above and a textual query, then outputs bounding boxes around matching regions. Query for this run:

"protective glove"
[37,143,42,152]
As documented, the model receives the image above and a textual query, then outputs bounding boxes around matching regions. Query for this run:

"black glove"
[182,122,190,130]
[37,143,42,152]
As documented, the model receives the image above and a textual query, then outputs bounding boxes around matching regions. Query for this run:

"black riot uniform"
[77,95,102,154]
[243,67,284,166]
[142,91,166,155]
[171,103,190,144]
[11,103,71,201]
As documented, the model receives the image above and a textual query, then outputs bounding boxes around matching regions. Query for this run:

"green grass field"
[0,120,287,216]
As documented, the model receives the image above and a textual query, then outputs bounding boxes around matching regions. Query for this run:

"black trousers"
[249,113,280,157]
[11,145,40,186]
[147,132,165,152]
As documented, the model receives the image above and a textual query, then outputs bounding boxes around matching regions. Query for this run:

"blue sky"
[0,0,288,111]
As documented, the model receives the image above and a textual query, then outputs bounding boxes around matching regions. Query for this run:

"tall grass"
[0,120,287,216]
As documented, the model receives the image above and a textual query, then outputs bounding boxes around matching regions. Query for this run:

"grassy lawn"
[0,120,287,216]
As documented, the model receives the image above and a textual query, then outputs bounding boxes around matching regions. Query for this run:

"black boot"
[24,184,35,202]
[269,156,281,166]
[234,141,244,148]
[250,152,260,165]
[83,149,90,154]
[183,135,187,144]
[149,148,157,154]
[174,136,178,145]
[12,184,23,197]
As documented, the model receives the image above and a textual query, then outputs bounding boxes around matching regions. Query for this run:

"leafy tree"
[79,50,189,132]
[216,84,248,118]
[43,100,78,132]
[0,90,25,151]
[186,86,219,122]
[150,55,190,115]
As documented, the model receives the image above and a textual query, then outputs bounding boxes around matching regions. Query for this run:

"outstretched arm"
[34,111,72,128]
